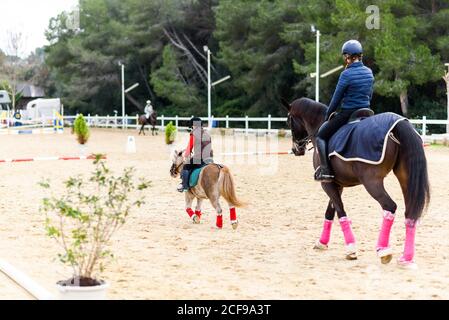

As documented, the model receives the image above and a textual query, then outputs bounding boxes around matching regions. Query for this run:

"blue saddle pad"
[189,167,203,188]
[328,112,406,164]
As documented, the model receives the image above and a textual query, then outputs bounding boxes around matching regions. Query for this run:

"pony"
[282,97,429,268]
[138,112,158,136]
[170,150,245,229]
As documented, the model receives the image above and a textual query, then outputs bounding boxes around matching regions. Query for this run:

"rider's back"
[337,61,374,110]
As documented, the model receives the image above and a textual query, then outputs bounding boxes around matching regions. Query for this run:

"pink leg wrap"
[195,210,202,219]
[230,208,237,222]
[376,211,395,251]
[401,219,417,262]
[216,215,223,229]
[339,217,356,245]
[319,219,333,245]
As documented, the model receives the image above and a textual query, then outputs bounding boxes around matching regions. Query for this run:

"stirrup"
[177,184,187,193]
[314,167,334,182]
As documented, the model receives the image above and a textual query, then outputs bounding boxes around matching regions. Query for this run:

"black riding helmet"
[189,117,203,129]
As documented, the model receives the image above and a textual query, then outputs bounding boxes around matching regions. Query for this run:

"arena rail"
[64,114,449,141]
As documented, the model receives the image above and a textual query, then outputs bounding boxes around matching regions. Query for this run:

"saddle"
[188,163,222,189]
[328,108,374,123]
[348,108,374,123]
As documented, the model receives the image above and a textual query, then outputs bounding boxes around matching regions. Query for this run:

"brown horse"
[282,97,430,268]
[170,150,245,229]
[138,112,157,136]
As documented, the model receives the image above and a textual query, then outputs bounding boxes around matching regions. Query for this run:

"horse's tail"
[219,166,246,208]
[394,120,430,221]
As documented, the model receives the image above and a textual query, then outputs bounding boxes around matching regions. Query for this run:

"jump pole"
[220,151,293,156]
[0,259,55,300]
[0,155,107,164]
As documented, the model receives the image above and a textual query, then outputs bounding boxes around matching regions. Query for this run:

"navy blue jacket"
[326,61,374,119]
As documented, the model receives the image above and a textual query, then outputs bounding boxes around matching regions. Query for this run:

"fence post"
[268,114,272,132]
[211,115,215,129]
[422,116,427,139]
[107,115,110,128]
[125,114,128,130]
[95,114,99,128]
[136,114,139,131]
[226,115,229,129]
[161,115,165,130]
[88,114,91,126]
[245,116,249,136]
[175,115,179,128]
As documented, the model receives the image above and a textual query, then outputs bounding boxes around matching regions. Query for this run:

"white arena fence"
[64,114,449,143]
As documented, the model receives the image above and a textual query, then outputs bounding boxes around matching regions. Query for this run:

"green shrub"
[74,114,90,145]
[39,155,151,284]
[165,121,177,145]
[278,128,287,138]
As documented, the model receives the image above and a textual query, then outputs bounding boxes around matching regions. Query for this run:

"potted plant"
[165,121,177,145]
[278,128,287,138]
[74,114,90,156]
[39,154,150,300]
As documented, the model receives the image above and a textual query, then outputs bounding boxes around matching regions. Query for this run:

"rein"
[172,161,184,175]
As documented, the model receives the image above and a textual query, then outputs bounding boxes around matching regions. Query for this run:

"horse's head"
[170,149,185,178]
[282,99,309,156]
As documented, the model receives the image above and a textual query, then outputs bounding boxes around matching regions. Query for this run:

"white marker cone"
[126,136,137,154]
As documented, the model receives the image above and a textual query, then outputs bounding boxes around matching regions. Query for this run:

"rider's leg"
[178,164,192,192]
[315,111,352,182]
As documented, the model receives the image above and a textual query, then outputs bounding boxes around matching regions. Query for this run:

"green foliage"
[74,114,90,145]
[41,0,449,120]
[150,46,202,114]
[165,121,177,145]
[39,156,151,281]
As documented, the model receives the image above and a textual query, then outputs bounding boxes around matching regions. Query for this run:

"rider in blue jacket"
[315,40,374,182]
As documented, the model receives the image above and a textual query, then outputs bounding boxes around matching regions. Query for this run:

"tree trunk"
[432,0,437,14]
[399,89,409,117]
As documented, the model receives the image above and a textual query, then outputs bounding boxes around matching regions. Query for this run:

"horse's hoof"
[377,247,393,264]
[313,239,328,251]
[192,215,201,224]
[231,221,238,230]
[345,243,358,260]
[397,257,418,270]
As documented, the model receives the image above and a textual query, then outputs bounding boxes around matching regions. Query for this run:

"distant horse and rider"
[282,40,429,269]
[139,100,158,135]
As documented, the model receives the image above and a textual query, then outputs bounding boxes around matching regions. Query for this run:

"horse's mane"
[291,97,327,128]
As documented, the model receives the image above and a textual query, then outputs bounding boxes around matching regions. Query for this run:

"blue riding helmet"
[342,40,363,56]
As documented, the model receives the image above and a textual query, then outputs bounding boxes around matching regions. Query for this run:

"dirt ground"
[0,128,448,300]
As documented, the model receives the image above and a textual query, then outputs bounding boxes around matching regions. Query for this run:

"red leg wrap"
[230,208,237,222]
[216,215,223,229]
[186,208,195,218]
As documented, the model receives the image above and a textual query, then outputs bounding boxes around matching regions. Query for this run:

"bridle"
[170,160,184,176]
[288,113,315,151]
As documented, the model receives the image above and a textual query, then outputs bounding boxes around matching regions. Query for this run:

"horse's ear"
[281,98,291,112]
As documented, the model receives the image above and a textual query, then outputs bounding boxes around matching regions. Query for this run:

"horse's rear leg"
[360,177,398,264]
[314,200,336,250]
[229,206,238,230]
[394,160,418,269]
[322,183,357,260]
[208,195,223,229]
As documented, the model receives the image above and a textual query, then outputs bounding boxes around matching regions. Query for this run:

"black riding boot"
[315,138,334,182]
[177,169,190,192]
